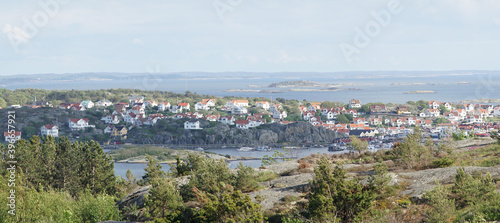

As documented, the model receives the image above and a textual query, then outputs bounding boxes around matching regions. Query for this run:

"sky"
[1,0,500,76]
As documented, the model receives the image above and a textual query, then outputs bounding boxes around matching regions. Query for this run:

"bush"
[432,157,455,168]
[308,157,375,222]
[235,162,259,192]
[422,181,456,223]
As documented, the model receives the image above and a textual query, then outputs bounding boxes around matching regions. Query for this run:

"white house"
[205,114,220,122]
[4,131,21,142]
[370,118,383,126]
[219,116,235,125]
[349,99,361,108]
[144,100,158,108]
[104,125,114,134]
[493,107,500,117]
[442,102,453,111]
[462,104,475,112]
[428,101,440,109]
[231,106,248,115]
[184,120,202,129]
[202,99,216,107]
[467,115,482,123]
[101,114,120,124]
[157,102,171,111]
[41,125,59,137]
[303,111,316,121]
[68,118,95,130]
[80,100,94,109]
[425,109,440,117]
[230,100,249,107]
[128,96,144,105]
[178,103,190,111]
[194,102,210,111]
[273,110,287,119]
[96,100,113,107]
[346,109,358,118]
[235,120,251,129]
[255,101,271,110]
[124,113,141,124]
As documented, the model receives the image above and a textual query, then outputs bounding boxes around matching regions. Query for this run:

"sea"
[4,72,500,104]
[110,147,356,179]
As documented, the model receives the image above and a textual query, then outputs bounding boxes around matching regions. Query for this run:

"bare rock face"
[398,166,500,199]
[129,121,340,146]
[116,186,150,210]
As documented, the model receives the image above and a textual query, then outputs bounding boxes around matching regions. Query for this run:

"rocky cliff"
[128,121,340,146]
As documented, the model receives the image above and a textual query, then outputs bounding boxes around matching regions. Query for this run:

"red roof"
[69,118,89,123]
[179,103,189,107]
[43,124,58,129]
[235,120,249,125]
[4,131,21,136]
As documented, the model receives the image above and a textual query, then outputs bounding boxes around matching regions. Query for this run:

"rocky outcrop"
[128,121,340,146]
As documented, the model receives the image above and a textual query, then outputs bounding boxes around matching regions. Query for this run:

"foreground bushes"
[0,180,120,223]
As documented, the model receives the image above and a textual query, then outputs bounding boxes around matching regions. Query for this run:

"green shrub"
[432,157,455,168]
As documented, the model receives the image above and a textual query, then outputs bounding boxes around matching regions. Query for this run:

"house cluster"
[421,101,499,124]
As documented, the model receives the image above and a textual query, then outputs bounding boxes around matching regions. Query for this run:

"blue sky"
[1,0,500,75]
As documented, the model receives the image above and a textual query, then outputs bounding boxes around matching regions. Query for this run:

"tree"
[336,114,350,124]
[321,101,335,108]
[390,126,433,169]
[350,135,368,153]
[78,140,116,195]
[145,178,184,221]
[439,105,450,114]
[422,180,456,223]
[142,155,166,185]
[433,117,448,125]
[192,184,264,223]
[235,162,258,193]
[0,97,7,107]
[309,157,375,223]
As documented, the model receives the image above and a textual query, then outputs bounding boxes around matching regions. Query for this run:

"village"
[4,95,500,146]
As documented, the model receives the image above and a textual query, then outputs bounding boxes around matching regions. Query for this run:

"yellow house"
[396,106,409,115]
[111,125,127,139]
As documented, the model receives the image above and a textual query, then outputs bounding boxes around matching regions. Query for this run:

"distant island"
[267,80,339,88]
[391,83,433,86]
[404,90,436,94]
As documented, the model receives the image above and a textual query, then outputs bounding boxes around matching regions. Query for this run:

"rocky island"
[404,90,436,94]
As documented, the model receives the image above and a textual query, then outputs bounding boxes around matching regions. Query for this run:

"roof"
[114,125,126,131]
[350,99,361,104]
[4,131,21,136]
[178,103,190,106]
[202,99,216,103]
[42,124,58,129]
[235,119,249,125]
[69,118,89,123]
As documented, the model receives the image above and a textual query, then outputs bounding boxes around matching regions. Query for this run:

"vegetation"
[350,135,368,153]
[0,136,120,222]
[423,167,500,222]
[308,157,375,222]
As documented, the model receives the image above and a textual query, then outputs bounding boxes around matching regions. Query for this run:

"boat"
[328,144,344,151]
[257,146,270,151]
[195,147,204,151]
[237,147,254,152]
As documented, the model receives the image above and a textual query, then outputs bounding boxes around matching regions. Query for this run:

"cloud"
[2,23,31,43]
[133,38,144,44]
